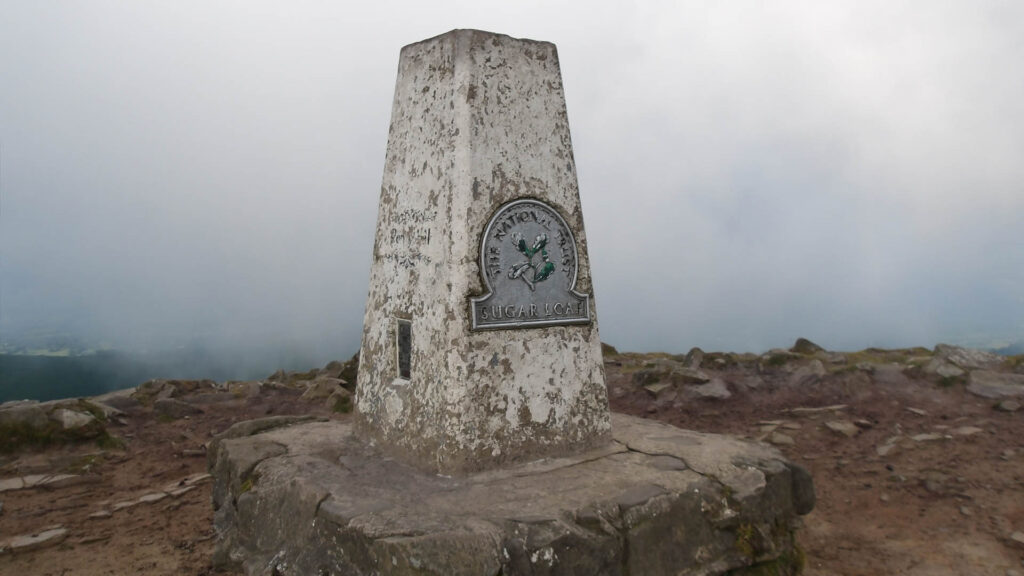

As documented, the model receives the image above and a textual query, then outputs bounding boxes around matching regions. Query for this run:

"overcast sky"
[1,1,1022,359]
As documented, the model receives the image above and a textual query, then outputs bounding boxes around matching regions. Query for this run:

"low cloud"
[1,1,1021,362]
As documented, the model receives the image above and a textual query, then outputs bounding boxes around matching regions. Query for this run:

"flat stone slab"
[0,473,100,493]
[967,370,1024,399]
[210,414,814,576]
[0,526,68,554]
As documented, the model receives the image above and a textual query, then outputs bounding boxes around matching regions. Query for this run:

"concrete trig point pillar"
[355,29,611,474]
[210,31,814,575]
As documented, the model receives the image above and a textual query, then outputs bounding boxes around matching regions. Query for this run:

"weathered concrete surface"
[356,29,610,474]
[210,414,813,576]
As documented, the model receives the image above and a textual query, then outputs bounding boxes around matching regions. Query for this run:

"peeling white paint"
[530,546,556,566]
[355,30,611,474]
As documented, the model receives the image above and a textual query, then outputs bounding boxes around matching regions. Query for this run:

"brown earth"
[1,345,1022,575]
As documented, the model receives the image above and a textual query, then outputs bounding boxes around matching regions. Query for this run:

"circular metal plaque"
[470,198,590,330]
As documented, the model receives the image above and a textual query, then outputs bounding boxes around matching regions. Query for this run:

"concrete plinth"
[210,414,814,576]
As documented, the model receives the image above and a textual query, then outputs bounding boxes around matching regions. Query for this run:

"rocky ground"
[1,342,1022,575]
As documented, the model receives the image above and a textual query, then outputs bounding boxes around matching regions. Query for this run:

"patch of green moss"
[729,544,806,576]
[764,354,791,367]
[938,375,962,388]
[632,369,666,387]
[95,431,126,450]
[827,363,860,375]
[289,369,319,382]
[0,420,59,453]
[704,352,738,368]
[735,523,756,559]
[66,453,102,474]
[331,395,352,414]
[338,352,360,390]
[239,471,261,495]
[0,416,114,454]
[843,346,932,367]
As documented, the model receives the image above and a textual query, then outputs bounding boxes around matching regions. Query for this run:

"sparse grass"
[239,471,261,495]
[827,363,861,375]
[74,399,109,423]
[289,369,319,382]
[66,453,102,474]
[632,369,665,387]
[764,354,792,367]
[338,353,360,389]
[0,415,113,453]
[704,352,740,369]
[617,362,649,374]
[0,420,59,453]
[330,395,352,414]
[938,376,962,388]
[844,347,933,367]
[96,431,126,450]
[735,523,756,559]
[732,544,806,576]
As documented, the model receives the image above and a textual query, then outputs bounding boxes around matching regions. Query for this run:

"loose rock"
[1,526,68,554]
[300,377,347,401]
[132,379,179,404]
[683,347,704,369]
[137,492,167,504]
[911,433,947,442]
[325,388,352,413]
[825,420,860,438]
[791,338,825,355]
[879,443,899,458]
[924,357,965,379]
[786,360,827,386]
[0,403,49,429]
[967,371,1024,399]
[934,344,1003,370]
[788,404,848,415]
[153,398,203,419]
[686,379,732,400]
[50,408,97,430]
[643,382,673,397]
[995,399,1021,412]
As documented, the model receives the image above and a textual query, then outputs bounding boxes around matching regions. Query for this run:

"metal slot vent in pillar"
[396,319,411,380]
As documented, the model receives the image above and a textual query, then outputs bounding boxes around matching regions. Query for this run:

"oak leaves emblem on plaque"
[508,232,555,290]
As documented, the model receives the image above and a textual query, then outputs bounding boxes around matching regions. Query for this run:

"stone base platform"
[209,414,815,576]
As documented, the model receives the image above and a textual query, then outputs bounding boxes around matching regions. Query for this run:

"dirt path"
[607,350,1024,575]
[0,387,334,575]
[1,347,1022,575]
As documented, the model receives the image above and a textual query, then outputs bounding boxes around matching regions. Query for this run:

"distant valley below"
[1,339,1020,404]
[0,347,344,403]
